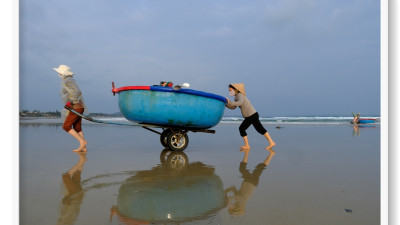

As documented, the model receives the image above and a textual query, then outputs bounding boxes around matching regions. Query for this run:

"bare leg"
[78,131,87,152]
[240,136,250,150]
[68,152,87,175]
[264,148,276,166]
[240,149,250,163]
[264,132,276,149]
[78,131,84,138]
[67,129,87,152]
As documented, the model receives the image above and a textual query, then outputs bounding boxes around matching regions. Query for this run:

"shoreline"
[19,117,381,126]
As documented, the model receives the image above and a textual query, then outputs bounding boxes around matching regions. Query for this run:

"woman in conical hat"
[53,65,88,152]
[225,83,275,150]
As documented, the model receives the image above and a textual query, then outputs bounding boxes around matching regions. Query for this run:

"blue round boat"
[358,119,376,124]
[113,85,227,129]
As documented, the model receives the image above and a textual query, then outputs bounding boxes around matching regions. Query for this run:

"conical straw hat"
[53,65,74,76]
[230,83,246,96]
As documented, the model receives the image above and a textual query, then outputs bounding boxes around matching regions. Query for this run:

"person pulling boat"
[54,65,89,152]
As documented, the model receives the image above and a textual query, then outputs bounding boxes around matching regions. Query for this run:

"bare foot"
[72,140,87,152]
[73,151,87,156]
[266,142,276,149]
[240,145,250,150]
[266,148,276,155]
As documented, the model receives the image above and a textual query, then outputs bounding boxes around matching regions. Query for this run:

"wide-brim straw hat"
[230,83,246,96]
[53,65,74,76]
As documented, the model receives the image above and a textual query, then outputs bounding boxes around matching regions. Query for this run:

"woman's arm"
[225,99,237,109]
[228,93,244,107]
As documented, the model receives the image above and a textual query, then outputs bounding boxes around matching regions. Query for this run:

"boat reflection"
[56,152,87,225]
[111,149,227,224]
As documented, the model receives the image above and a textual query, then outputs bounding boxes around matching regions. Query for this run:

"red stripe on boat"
[115,86,150,93]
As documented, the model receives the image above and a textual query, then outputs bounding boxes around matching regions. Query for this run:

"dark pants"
[239,112,267,137]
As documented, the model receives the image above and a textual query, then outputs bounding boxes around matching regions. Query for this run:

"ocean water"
[20,115,381,126]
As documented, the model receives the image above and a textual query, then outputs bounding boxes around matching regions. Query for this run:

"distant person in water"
[54,65,88,152]
[225,83,275,150]
[352,113,360,124]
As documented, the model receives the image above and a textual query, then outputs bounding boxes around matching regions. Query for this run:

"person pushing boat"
[352,113,360,124]
[54,65,88,152]
[225,83,275,150]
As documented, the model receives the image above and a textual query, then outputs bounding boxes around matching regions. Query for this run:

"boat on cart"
[110,83,227,151]
[66,82,227,152]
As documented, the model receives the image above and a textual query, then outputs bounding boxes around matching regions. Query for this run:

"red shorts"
[63,104,84,133]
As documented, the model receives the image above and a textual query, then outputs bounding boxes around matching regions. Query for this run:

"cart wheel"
[166,152,188,169]
[160,148,173,164]
[160,130,170,148]
[167,131,189,151]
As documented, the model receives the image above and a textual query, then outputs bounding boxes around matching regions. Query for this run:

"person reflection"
[56,152,87,225]
[225,148,275,216]
[352,124,360,137]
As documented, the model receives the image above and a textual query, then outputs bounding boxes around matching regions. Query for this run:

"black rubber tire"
[160,130,170,148]
[160,148,173,164]
[167,131,189,151]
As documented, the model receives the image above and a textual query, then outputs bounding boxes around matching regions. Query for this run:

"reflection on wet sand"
[225,149,276,216]
[56,152,87,225]
[54,149,275,224]
[352,124,376,137]
[352,125,360,136]
[111,149,227,224]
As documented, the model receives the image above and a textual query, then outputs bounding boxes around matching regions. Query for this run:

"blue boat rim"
[114,85,227,103]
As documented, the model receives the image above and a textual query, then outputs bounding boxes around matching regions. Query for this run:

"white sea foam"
[220,116,380,125]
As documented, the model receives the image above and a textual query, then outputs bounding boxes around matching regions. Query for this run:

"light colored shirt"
[60,76,88,114]
[60,77,83,104]
[225,93,256,118]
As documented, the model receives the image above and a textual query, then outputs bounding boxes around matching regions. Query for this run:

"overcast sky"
[19,0,380,116]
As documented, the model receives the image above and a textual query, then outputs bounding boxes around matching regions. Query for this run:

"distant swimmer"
[225,83,276,150]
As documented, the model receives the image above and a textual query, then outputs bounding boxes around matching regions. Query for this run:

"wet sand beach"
[19,120,380,225]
